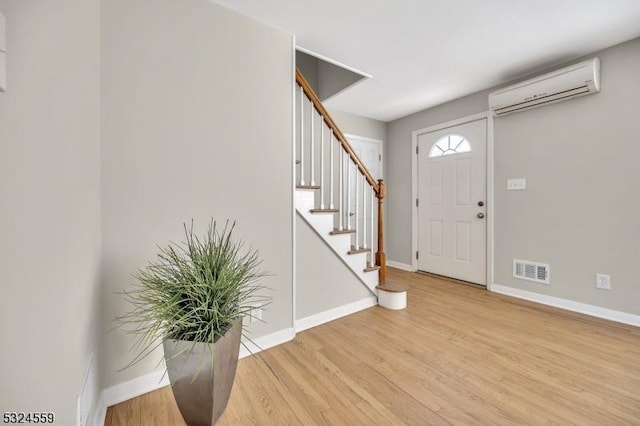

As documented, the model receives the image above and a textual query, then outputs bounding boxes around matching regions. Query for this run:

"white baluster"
[310,104,315,186]
[346,156,351,231]
[299,87,304,186]
[329,133,334,209]
[355,167,359,249]
[338,149,343,231]
[320,122,325,209]
[362,174,367,250]
[370,186,375,267]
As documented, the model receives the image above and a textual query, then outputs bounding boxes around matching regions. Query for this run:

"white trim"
[239,327,296,358]
[386,260,414,272]
[411,111,494,285]
[486,114,495,286]
[102,369,170,410]
[295,46,372,79]
[411,132,418,272]
[91,400,107,426]
[343,133,383,144]
[291,35,297,332]
[490,284,640,328]
[295,296,377,332]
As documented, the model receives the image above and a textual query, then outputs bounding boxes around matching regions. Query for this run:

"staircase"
[295,70,407,309]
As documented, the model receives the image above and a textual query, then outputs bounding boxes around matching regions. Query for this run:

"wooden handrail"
[296,69,380,194]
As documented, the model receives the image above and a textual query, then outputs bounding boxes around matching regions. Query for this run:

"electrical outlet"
[595,273,611,290]
[249,305,262,323]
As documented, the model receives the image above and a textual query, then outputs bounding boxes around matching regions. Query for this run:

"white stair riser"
[378,290,407,310]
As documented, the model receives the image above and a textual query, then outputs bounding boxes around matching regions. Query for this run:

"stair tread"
[330,228,355,235]
[310,208,339,214]
[363,265,380,273]
[296,185,321,190]
[347,246,371,255]
[376,281,409,293]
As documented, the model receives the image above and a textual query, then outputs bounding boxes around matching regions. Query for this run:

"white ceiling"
[215,0,640,122]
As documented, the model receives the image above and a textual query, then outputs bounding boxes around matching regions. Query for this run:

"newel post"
[375,179,387,284]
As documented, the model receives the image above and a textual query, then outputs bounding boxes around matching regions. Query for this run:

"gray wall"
[101,0,293,388]
[0,1,102,424]
[296,216,372,320]
[318,61,364,101]
[329,108,387,142]
[494,38,640,315]
[387,37,640,315]
[296,50,319,92]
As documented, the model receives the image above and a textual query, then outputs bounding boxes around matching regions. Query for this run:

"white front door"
[417,119,487,285]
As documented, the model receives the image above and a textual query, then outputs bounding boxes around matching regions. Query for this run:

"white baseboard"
[386,260,414,272]
[295,296,377,332]
[92,326,296,425]
[92,369,169,426]
[490,284,640,328]
[239,327,295,358]
[104,369,170,408]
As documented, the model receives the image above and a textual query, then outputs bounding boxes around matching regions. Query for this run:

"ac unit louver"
[489,58,600,117]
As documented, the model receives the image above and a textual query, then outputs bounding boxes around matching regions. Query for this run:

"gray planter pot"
[163,319,242,426]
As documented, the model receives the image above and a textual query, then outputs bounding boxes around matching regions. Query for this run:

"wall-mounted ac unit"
[489,58,600,117]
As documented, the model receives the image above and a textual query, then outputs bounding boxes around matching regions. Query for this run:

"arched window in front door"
[428,134,471,157]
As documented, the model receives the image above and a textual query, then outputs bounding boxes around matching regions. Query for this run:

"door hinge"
[416,251,419,260]
[416,198,419,207]
[379,154,381,161]
[416,145,419,155]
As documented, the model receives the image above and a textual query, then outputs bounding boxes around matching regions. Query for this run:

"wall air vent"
[513,259,550,284]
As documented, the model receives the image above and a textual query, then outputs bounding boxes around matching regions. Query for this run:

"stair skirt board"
[295,190,378,294]
[295,296,378,332]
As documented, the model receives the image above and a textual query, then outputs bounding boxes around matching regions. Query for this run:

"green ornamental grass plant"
[117,220,270,374]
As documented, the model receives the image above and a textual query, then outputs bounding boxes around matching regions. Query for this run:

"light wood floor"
[105,268,640,425]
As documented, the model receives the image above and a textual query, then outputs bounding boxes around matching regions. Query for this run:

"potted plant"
[117,220,269,425]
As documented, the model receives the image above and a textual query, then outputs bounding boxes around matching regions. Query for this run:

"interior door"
[347,136,382,248]
[417,119,487,285]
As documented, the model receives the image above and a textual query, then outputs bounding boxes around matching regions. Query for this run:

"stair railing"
[296,69,387,284]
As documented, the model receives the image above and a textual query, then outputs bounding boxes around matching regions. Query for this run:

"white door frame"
[411,111,494,287]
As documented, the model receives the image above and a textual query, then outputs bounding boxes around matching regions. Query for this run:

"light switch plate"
[507,178,526,190]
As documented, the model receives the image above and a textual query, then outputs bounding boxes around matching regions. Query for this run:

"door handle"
[477,213,485,219]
